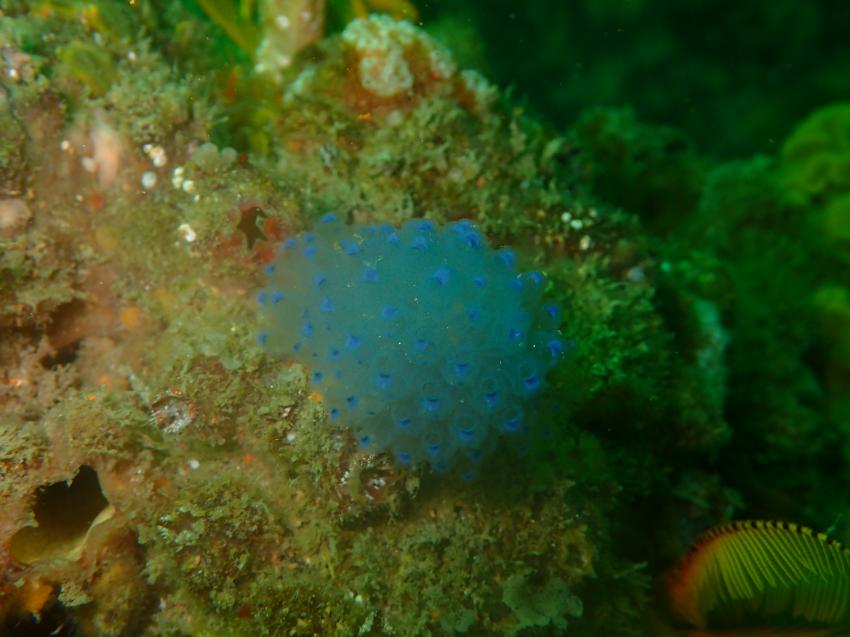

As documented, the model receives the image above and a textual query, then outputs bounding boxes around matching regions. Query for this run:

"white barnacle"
[626,266,645,283]
[171,166,185,189]
[178,223,197,243]
[81,156,97,173]
[144,144,168,168]
[141,171,157,190]
[152,148,168,168]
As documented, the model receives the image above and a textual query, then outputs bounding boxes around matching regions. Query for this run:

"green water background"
[422,0,850,157]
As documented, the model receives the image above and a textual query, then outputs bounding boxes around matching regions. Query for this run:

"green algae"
[501,570,582,634]
[58,41,116,97]
[571,107,707,231]
[782,102,850,201]
[193,0,261,55]
[0,110,28,196]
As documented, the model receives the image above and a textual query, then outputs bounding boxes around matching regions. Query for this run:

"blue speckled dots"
[258,214,564,473]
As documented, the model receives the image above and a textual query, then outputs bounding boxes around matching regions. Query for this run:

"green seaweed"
[193,0,261,54]
[501,570,582,634]
[782,102,850,201]
[58,41,116,97]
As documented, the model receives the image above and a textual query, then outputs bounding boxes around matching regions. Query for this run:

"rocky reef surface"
[1,2,848,636]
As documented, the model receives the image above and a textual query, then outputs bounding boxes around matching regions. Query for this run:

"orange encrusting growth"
[667,520,850,630]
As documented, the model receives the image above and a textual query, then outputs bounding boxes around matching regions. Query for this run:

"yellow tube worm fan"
[667,520,850,635]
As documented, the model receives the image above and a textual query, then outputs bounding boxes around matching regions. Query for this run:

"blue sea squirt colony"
[258,215,565,472]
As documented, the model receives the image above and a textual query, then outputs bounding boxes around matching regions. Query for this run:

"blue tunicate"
[514,361,544,397]
[523,373,541,392]
[375,372,393,390]
[496,249,515,268]
[339,238,360,256]
[503,416,521,433]
[466,234,482,248]
[547,339,564,358]
[457,427,475,444]
[422,395,441,413]
[452,221,482,249]
[258,216,565,471]
[454,362,470,377]
[432,267,450,286]
[415,219,435,234]
[451,220,473,234]
[483,387,501,409]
